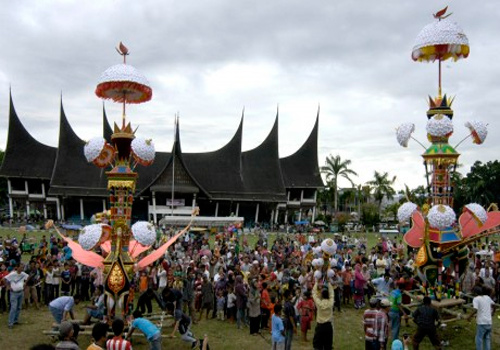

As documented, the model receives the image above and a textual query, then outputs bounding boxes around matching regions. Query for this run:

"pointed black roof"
[103,105,113,142]
[49,101,108,196]
[183,115,244,199]
[239,114,287,201]
[145,118,207,195]
[280,113,324,188]
[0,94,57,179]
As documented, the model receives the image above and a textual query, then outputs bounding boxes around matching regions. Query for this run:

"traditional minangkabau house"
[0,93,324,226]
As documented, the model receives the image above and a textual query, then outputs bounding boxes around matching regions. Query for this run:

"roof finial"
[116,41,129,64]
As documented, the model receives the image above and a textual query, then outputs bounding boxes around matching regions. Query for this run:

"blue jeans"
[285,328,293,350]
[8,291,24,326]
[388,310,401,341]
[475,324,491,350]
[148,332,162,350]
[49,306,64,323]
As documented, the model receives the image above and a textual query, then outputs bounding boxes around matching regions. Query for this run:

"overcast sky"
[1,0,499,191]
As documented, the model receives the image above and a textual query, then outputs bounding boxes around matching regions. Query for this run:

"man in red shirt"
[260,282,271,329]
[107,318,132,350]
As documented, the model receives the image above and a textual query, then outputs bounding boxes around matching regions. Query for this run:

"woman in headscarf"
[353,263,367,309]
[247,278,261,335]
[235,275,248,329]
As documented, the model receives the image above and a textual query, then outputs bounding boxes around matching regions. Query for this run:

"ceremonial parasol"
[95,42,152,127]
[411,6,469,97]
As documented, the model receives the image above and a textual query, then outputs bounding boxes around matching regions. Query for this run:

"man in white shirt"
[5,262,29,328]
[468,286,496,350]
[49,294,80,324]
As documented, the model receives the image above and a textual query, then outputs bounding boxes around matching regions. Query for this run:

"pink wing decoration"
[129,240,151,258]
[99,239,150,258]
[55,230,104,268]
[460,210,500,239]
[101,240,111,254]
[137,228,188,269]
[404,211,426,248]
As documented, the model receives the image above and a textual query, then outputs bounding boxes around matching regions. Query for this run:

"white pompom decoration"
[312,246,322,256]
[131,138,156,165]
[426,115,453,137]
[465,121,488,145]
[84,137,105,162]
[321,238,337,255]
[78,224,104,250]
[317,258,325,267]
[131,221,157,246]
[397,202,418,223]
[327,269,335,279]
[465,203,488,225]
[428,204,456,229]
[313,270,322,280]
[330,258,338,267]
[396,123,415,147]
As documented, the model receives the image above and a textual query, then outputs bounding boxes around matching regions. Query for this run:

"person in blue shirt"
[126,310,162,350]
[271,304,285,350]
[371,273,393,296]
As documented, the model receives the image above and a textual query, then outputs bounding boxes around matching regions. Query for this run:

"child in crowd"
[271,304,285,350]
[87,322,108,350]
[60,263,71,296]
[216,289,225,321]
[297,290,315,342]
[227,287,237,323]
[106,319,132,350]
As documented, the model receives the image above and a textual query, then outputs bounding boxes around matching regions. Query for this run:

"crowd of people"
[0,226,499,350]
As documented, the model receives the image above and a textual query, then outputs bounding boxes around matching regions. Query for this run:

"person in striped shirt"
[363,298,380,350]
[107,319,132,350]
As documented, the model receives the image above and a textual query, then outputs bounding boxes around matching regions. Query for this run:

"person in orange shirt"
[87,322,109,350]
[139,271,148,293]
[342,265,353,305]
[260,282,271,329]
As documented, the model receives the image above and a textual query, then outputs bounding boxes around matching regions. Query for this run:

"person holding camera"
[411,296,441,350]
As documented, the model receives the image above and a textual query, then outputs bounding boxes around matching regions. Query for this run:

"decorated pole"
[395,7,500,296]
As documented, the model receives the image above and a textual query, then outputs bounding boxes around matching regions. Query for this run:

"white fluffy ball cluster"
[321,238,337,255]
[428,204,456,229]
[131,138,155,163]
[84,137,105,162]
[397,202,418,223]
[426,115,453,137]
[465,121,488,145]
[312,246,322,255]
[396,123,415,147]
[313,270,322,280]
[78,224,104,250]
[327,269,335,279]
[465,203,488,225]
[131,221,157,246]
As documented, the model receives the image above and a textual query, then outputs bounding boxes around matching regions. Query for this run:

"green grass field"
[0,227,499,349]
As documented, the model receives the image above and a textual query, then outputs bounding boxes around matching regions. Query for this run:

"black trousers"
[412,327,441,350]
[249,315,261,334]
[261,308,270,329]
[313,321,333,350]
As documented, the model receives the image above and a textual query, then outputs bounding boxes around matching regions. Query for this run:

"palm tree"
[321,154,358,213]
[367,171,396,209]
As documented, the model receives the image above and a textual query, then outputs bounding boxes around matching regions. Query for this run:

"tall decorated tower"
[395,8,500,300]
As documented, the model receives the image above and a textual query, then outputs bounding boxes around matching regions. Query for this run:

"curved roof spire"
[0,91,56,179]
[183,113,244,198]
[103,103,113,142]
[49,99,108,196]
[280,111,324,188]
[240,112,286,201]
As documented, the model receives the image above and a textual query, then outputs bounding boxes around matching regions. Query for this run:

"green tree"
[360,202,380,230]
[320,154,358,213]
[367,171,396,209]
[399,184,428,207]
[462,160,500,206]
